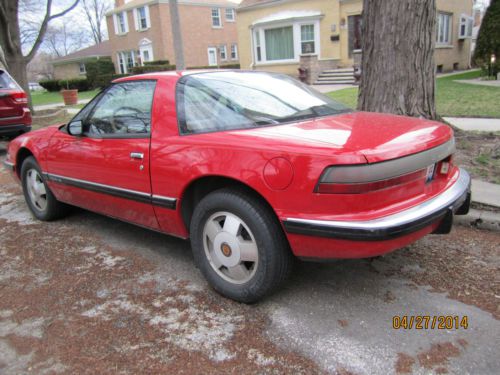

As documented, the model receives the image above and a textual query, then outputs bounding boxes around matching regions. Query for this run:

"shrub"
[144,59,170,66]
[85,59,116,88]
[39,79,61,92]
[131,64,176,74]
[59,78,92,91]
[474,0,500,77]
[187,63,241,70]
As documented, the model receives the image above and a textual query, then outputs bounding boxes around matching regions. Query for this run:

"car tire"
[21,156,70,221]
[190,188,293,303]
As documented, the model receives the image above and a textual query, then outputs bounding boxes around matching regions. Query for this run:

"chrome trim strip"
[321,139,456,183]
[3,160,15,171]
[285,168,470,239]
[45,173,178,209]
[47,173,151,197]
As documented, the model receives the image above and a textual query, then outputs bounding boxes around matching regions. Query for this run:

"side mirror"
[67,120,83,136]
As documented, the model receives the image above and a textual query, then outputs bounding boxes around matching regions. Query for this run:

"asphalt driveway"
[0,142,499,374]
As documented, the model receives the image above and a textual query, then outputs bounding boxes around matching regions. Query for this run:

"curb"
[455,208,500,232]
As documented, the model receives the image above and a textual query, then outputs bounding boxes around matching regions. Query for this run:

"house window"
[231,44,238,60]
[117,12,128,34]
[458,14,473,39]
[437,12,452,45]
[265,26,294,61]
[255,31,261,61]
[136,6,149,30]
[118,51,136,74]
[301,24,315,54]
[220,45,227,60]
[212,8,221,27]
[225,8,235,22]
[348,15,362,57]
[79,62,86,74]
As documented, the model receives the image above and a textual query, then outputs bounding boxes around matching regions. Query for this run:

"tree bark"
[169,0,185,70]
[358,0,437,120]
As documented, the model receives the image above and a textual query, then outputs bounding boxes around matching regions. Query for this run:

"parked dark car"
[0,69,31,139]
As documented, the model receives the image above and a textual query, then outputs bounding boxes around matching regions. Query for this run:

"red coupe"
[4,71,471,302]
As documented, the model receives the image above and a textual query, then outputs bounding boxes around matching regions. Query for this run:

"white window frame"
[113,11,129,35]
[230,44,238,60]
[458,14,473,39]
[134,6,151,31]
[219,45,227,61]
[79,62,86,74]
[212,8,222,28]
[300,24,316,55]
[225,8,235,22]
[252,19,320,65]
[436,12,452,46]
[117,51,136,74]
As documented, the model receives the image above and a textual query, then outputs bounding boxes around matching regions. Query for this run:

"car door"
[45,80,160,230]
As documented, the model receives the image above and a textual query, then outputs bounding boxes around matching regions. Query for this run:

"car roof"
[112,69,258,84]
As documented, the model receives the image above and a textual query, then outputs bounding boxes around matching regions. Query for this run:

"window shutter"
[123,11,129,33]
[145,6,151,28]
[133,9,139,30]
[113,14,119,34]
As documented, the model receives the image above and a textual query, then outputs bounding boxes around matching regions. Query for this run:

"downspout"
[250,25,255,70]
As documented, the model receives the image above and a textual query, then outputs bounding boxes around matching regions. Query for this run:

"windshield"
[176,71,351,135]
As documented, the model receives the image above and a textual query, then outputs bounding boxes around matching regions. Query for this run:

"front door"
[348,15,362,58]
[207,47,218,66]
[46,80,160,229]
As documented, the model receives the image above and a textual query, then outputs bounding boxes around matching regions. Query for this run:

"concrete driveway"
[0,142,499,374]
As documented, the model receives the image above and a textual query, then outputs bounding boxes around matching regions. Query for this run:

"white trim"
[211,7,222,28]
[230,43,238,60]
[145,5,151,28]
[207,47,218,66]
[225,8,235,22]
[219,45,227,60]
[133,7,139,30]
[252,19,321,65]
[139,41,154,65]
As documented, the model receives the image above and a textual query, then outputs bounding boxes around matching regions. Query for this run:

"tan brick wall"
[237,0,473,75]
[106,2,239,72]
[53,63,85,80]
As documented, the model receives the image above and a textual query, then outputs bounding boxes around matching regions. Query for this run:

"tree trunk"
[169,0,185,70]
[358,0,437,120]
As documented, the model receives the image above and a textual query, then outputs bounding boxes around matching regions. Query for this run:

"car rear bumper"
[0,123,31,136]
[283,168,470,257]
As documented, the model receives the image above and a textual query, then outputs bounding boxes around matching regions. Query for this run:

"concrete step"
[316,76,355,82]
[314,80,356,85]
[318,72,354,78]
[322,68,354,73]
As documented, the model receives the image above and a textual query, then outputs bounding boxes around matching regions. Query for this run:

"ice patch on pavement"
[247,349,276,366]
[77,245,125,271]
[81,283,242,362]
[0,317,46,339]
[0,192,37,225]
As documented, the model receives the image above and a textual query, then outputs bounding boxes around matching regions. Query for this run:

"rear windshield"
[0,70,21,90]
[176,71,350,135]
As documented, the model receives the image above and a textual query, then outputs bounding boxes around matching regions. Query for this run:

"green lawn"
[31,89,100,107]
[328,70,500,118]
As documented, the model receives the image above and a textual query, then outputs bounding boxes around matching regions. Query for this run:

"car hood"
[228,111,453,163]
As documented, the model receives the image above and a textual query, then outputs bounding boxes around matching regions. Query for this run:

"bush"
[131,64,176,74]
[144,59,170,66]
[474,0,500,77]
[187,63,241,70]
[95,73,131,87]
[39,79,61,92]
[59,78,92,91]
[85,59,116,89]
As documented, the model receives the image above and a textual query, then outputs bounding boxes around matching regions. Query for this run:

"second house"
[106,0,241,73]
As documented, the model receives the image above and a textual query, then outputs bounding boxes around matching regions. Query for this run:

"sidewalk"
[472,179,500,208]
[34,98,91,112]
[443,117,500,132]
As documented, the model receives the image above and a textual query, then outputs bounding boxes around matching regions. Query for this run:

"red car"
[0,69,31,138]
[4,71,470,302]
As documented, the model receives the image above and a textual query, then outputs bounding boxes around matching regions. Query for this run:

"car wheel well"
[181,176,278,234]
[16,147,34,178]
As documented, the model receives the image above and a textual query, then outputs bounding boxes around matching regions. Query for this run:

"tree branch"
[26,0,80,62]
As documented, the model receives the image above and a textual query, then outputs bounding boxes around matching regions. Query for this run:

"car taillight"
[316,169,427,194]
[10,91,28,104]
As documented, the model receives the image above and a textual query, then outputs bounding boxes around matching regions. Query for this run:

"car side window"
[84,80,156,138]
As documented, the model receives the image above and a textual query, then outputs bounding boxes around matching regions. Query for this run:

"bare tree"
[81,0,111,44]
[0,0,79,109]
[44,20,90,57]
[358,0,437,120]
[169,0,185,70]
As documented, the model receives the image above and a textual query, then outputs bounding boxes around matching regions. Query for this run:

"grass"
[30,89,100,107]
[328,70,500,118]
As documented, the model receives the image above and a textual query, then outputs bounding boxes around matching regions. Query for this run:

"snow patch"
[0,192,37,226]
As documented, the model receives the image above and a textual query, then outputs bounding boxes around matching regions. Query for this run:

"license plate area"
[425,163,436,183]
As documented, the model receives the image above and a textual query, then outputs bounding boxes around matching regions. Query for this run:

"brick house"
[52,41,112,80]
[106,0,241,74]
[236,0,474,82]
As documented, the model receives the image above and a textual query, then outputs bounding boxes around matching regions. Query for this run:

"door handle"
[130,152,144,160]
